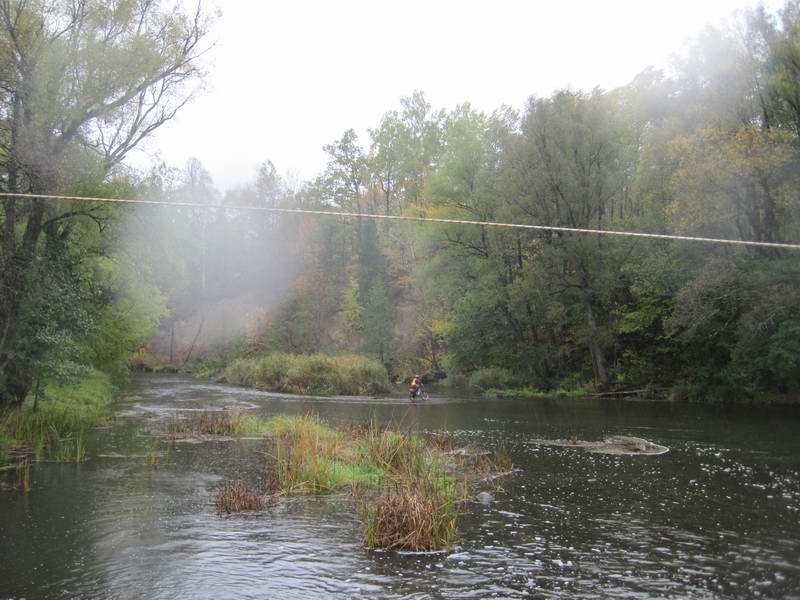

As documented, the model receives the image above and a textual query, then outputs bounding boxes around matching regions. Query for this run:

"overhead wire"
[1,191,799,251]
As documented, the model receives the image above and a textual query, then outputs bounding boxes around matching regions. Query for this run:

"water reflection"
[1,374,799,598]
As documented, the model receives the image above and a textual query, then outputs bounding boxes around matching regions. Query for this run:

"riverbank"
[133,347,799,405]
[0,370,114,470]
[480,385,800,405]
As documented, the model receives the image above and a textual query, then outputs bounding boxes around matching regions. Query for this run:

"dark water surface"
[2,374,800,599]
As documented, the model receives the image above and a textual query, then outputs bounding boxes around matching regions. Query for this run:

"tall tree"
[0,0,212,405]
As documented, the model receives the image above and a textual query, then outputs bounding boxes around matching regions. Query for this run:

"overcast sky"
[132,0,784,192]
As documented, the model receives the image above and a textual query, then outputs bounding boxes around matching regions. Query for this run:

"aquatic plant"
[168,410,270,437]
[215,480,265,514]
[199,413,511,549]
[359,476,464,551]
[53,430,86,463]
[145,438,164,467]
[16,459,31,492]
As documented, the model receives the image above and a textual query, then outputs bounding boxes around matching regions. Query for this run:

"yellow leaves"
[429,318,452,339]
[727,127,794,173]
[667,124,798,235]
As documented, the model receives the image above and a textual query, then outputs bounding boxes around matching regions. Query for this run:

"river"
[2,374,799,599]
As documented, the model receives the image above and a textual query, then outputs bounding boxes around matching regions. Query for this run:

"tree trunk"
[584,299,609,390]
[0,178,54,406]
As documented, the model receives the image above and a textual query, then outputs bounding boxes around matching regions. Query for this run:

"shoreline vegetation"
[169,412,512,551]
[0,370,114,488]
[133,348,800,405]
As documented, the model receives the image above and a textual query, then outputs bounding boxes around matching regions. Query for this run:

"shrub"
[467,367,518,391]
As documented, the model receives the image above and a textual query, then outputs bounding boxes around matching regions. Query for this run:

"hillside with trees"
[163,4,800,402]
[2,1,800,409]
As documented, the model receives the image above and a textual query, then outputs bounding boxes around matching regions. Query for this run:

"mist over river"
[2,374,799,599]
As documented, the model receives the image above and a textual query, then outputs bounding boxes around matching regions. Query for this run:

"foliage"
[0,0,212,405]
[223,5,800,402]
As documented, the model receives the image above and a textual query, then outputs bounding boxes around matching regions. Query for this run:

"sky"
[132,0,784,192]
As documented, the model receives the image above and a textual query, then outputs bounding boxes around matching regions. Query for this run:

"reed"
[360,476,464,551]
[223,353,391,396]
[168,410,270,437]
[215,480,265,514]
[16,459,31,493]
[249,414,509,550]
[0,370,112,464]
[145,438,163,467]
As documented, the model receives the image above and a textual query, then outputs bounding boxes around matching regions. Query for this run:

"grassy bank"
[222,353,391,396]
[0,370,114,467]
[482,385,594,400]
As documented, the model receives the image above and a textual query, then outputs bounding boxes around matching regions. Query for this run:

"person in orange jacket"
[409,374,423,400]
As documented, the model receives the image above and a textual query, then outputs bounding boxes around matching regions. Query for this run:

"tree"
[0,0,213,405]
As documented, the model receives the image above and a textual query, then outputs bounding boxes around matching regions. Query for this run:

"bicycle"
[409,387,428,401]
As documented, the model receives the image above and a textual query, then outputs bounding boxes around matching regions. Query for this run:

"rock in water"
[476,491,494,504]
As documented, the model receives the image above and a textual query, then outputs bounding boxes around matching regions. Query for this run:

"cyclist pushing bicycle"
[409,374,423,400]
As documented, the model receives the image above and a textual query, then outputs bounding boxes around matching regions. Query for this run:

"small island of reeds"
[170,411,512,551]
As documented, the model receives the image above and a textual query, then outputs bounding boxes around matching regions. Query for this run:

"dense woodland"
[2,1,800,408]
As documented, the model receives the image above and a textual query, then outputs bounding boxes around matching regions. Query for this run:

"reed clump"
[268,414,382,492]
[360,477,463,551]
[223,353,391,396]
[215,480,265,514]
[200,413,511,548]
[168,410,269,437]
[254,414,509,551]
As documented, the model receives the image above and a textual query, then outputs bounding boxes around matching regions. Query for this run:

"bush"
[467,367,518,391]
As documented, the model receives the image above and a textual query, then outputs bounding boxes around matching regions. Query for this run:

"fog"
[122,159,306,358]
[135,0,785,192]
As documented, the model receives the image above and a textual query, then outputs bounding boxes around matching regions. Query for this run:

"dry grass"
[209,413,513,550]
[360,478,463,551]
[168,411,268,437]
[215,480,265,514]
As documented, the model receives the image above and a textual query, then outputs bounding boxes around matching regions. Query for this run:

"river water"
[2,374,800,599]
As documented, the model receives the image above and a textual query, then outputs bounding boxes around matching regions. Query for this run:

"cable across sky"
[1,191,799,251]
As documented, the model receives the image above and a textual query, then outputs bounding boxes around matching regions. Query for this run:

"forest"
[2,0,800,420]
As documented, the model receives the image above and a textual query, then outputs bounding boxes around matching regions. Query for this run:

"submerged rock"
[587,436,669,455]
[532,435,669,456]
[476,491,494,504]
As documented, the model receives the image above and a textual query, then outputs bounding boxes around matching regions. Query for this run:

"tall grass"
[257,414,492,551]
[0,433,10,468]
[467,367,519,391]
[215,480,265,514]
[168,410,271,437]
[360,476,463,551]
[267,413,382,492]
[0,370,113,463]
[223,353,390,396]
